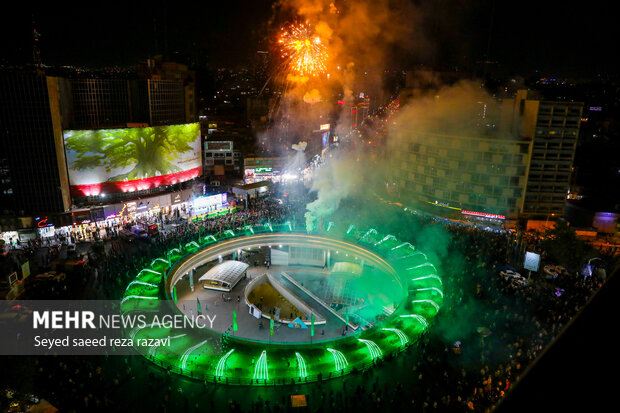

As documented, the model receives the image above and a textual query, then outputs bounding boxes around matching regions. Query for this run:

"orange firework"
[279,22,328,77]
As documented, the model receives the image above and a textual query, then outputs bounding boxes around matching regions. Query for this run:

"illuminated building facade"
[390,89,583,223]
[0,67,199,230]
[390,131,531,220]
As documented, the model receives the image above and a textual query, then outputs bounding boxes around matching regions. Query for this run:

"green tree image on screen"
[64,123,199,181]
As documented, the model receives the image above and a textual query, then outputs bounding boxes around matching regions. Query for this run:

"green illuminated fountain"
[120,222,444,385]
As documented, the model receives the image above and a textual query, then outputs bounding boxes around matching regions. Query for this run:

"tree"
[539,220,593,271]
[64,123,199,181]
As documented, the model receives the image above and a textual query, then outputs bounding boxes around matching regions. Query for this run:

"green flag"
[311,313,315,337]
[196,297,202,315]
[345,313,349,324]
[173,286,177,303]
[233,309,238,331]
[269,316,274,336]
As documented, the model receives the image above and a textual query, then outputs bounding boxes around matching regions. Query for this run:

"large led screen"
[63,123,202,196]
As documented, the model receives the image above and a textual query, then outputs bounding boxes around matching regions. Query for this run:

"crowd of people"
[0,187,614,412]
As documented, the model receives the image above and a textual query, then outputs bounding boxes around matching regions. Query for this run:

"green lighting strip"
[381,328,409,346]
[412,299,440,314]
[413,287,444,298]
[295,352,307,378]
[361,228,377,240]
[400,314,429,329]
[253,350,269,381]
[215,349,235,377]
[374,234,396,246]
[168,248,181,255]
[406,262,438,272]
[391,242,415,251]
[411,274,442,285]
[149,334,186,357]
[358,339,383,360]
[149,258,169,267]
[179,339,209,370]
[185,241,200,249]
[327,348,348,371]
[120,295,159,306]
[126,280,158,290]
[138,268,163,277]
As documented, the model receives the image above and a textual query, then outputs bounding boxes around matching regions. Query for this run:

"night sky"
[1,1,617,77]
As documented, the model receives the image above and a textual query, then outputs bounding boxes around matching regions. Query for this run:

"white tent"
[199,260,249,292]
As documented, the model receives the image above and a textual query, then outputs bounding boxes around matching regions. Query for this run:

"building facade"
[0,67,199,230]
[389,89,583,224]
[390,131,531,219]
[203,141,242,181]
[0,72,71,219]
[506,91,583,218]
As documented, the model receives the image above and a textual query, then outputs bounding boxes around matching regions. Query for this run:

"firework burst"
[279,22,328,78]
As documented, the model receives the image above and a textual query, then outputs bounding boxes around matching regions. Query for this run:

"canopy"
[199,260,249,291]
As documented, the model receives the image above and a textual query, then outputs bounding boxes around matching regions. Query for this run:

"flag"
[311,313,315,337]
[269,316,274,336]
[233,309,238,331]
[196,297,202,315]
[173,286,177,303]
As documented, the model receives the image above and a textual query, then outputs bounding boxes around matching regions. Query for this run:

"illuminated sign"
[206,141,233,151]
[244,168,278,184]
[63,123,202,197]
[36,217,54,228]
[194,193,227,213]
[524,251,541,272]
[461,210,506,220]
[589,106,602,111]
[319,124,330,131]
[322,131,330,147]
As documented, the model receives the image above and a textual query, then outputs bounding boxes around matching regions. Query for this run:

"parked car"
[119,229,135,242]
[131,225,149,239]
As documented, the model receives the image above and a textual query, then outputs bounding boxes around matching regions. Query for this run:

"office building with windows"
[389,89,583,224]
[0,66,199,230]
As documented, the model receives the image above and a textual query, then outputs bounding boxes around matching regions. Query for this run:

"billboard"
[322,131,330,147]
[63,123,201,196]
[244,168,277,184]
[193,193,227,214]
[523,251,541,272]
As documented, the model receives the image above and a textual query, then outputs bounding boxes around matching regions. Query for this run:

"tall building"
[0,67,199,230]
[137,55,197,124]
[388,87,583,226]
[0,73,71,218]
[504,90,583,218]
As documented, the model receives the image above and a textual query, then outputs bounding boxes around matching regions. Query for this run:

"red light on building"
[461,210,505,220]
